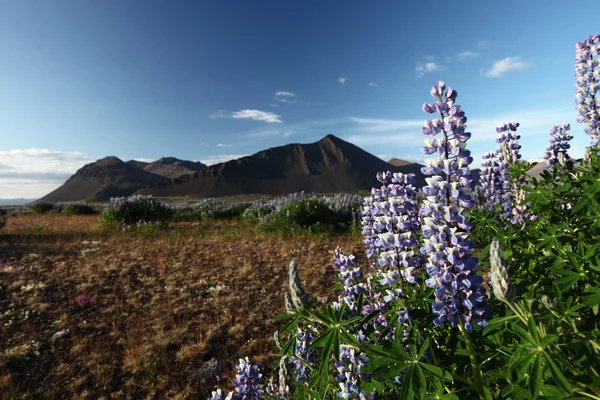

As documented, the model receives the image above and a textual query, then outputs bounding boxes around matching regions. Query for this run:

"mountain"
[142,157,207,179]
[136,134,425,198]
[126,160,151,169]
[388,158,414,167]
[40,156,169,202]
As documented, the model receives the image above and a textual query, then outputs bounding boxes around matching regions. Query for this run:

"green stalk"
[458,324,489,400]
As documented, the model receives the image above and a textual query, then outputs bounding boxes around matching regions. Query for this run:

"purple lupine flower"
[231,357,265,400]
[332,247,365,313]
[334,344,370,400]
[575,34,600,147]
[289,327,317,384]
[479,151,502,212]
[360,172,422,283]
[544,123,574,168]
[495,122,533,224]
[419,81,490,333]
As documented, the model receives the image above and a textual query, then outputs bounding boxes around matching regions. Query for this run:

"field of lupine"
[1,34,600,399]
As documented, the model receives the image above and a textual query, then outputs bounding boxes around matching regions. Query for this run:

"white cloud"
[477,40,489,48]
[231,109,283,123]
[484,56,531,78]
[338,76,347,85]
[199,154,247,166]
[210,110,228,119]
[0,149,94,199]
[415,62,446,78]
[217,143,232,147]
[275,91,296,97]
[274,91,297,104]
[348,117,423,134]
[344,110,577,147]
[368,82,379,88]
[454,50,480,61]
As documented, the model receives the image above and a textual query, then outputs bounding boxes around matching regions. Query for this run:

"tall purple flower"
[360,172,422,283]
[495,122,533,224]
[334,344,370,400]
[420,81,490,332]
[289,327,317,384]
[544,123,574,168]
[575,34,600,147]
[332,247,365,313]
[479,151,502,211]
[231,357,265,400]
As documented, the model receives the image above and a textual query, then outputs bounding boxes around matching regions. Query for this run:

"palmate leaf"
[523,185,554,208]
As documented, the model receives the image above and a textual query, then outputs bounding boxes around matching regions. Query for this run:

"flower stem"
[458,324,488,400]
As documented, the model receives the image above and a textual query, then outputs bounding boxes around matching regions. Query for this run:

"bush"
[102,195,173,227]
[29,202,56,214]
[63,204,98,215]
[257,199,338,234]
[0,209,6,230]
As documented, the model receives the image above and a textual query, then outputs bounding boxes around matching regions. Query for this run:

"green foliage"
[0,209,6,230]
[63,204,98,215]
[257,199,339,234]
[29,202,57,214]
[102,195,174,226]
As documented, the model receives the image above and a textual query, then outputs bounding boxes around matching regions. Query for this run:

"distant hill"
[40,156,169,202]
[0,198,38,206]
[388,158,414,167]
[137,135,425,198]
[143,157,207,179]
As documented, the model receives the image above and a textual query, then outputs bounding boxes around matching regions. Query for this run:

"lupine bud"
[278,355,292,399]
[489,240,516,304]
[288,260,309,310]
[274,331,284,350]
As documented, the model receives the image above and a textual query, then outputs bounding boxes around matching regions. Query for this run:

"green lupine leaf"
[544,354,572,394]
[420,362,453,381]
[541,334,559,348]
[417,337,430,360]
[527,316,541,344]
[510,322,536,346]
[371,362,409,381]
[530,353,542,399]
[415,364,427,399]
[485,314,519,333]
[400,365,415,400]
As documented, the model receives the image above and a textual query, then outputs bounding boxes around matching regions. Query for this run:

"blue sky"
[1,0,599,198]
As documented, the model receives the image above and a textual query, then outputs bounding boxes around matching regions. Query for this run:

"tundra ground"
[0,214,365,399]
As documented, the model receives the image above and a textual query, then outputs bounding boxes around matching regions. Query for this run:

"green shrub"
[63,204,98,215]
[29,202,56,214]
[258,199,337,234]
[0,209,6,230]
[102,195,173,226]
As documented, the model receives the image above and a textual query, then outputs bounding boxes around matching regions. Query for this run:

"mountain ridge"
[40,135,425,201]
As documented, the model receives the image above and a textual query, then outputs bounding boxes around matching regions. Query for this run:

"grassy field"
[0,214,365,399]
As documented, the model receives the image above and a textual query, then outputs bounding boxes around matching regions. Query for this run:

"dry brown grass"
[0,214,365,399]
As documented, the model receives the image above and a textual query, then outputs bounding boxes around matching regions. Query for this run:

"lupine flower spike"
[420,81,490,332]
[544,123,574,168]
[575,34,600,148]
